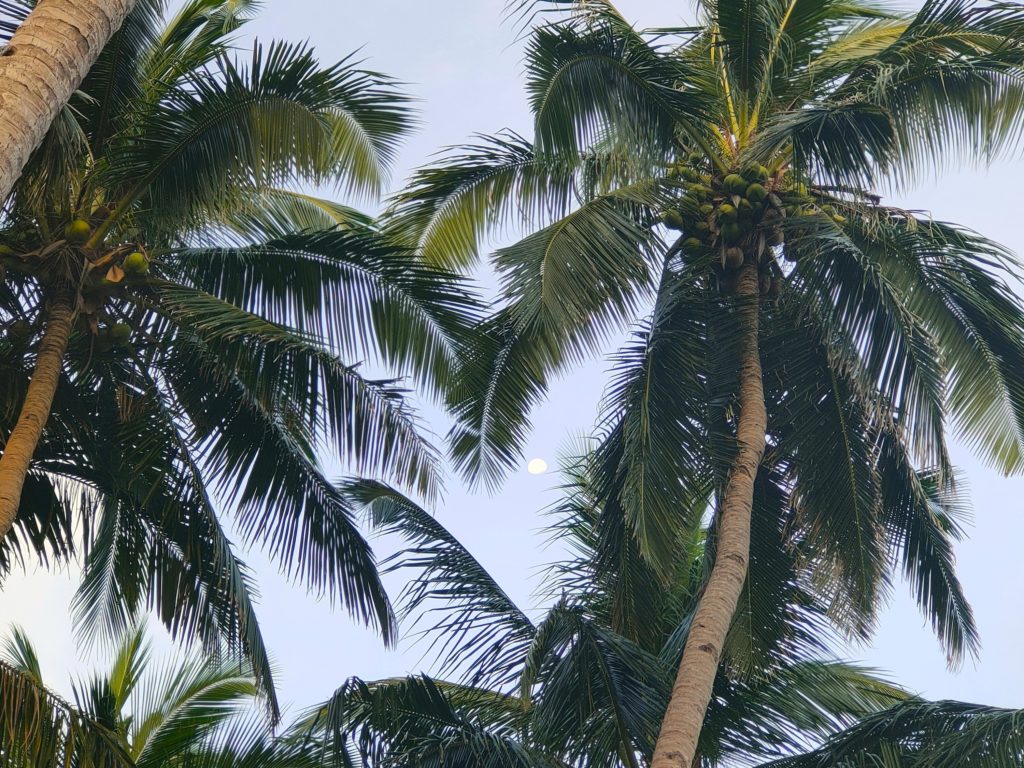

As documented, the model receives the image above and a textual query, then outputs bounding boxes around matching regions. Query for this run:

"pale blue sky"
[4,0,1024,721]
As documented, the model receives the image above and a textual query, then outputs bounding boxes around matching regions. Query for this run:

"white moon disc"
[526,458,548,475]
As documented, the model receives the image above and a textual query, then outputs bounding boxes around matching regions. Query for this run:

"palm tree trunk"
[0,0,135,203]
[651,260,767,768]
[0,291,76,538]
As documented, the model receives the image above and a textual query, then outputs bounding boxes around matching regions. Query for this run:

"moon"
[526,458,549,475]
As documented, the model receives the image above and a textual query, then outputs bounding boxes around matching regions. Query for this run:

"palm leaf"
[349,480,536,691]
[0,660,133,768]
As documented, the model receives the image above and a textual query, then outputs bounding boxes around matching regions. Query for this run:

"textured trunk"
[651,260,767,768]
[0,291,76,538]
[0,0,135,203]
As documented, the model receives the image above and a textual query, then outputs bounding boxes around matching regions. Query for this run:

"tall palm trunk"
[0,290,76,537]
[0,0,135,203]
[651,259,767,768]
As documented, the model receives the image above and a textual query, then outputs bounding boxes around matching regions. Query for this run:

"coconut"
[123,251,149,275]
[687,151,703,164]
[745,183,768,204]
[718,203,738,222]
[687,183,713,198]
[64,219,91,244]
[737,198,754,218]
[699,203,714,215]
[683,237,703,251]
[661,210,686,230]
[742,163,770,182]
[724,246,744,268]
[720,222,743,243]
[832,214,847,224]
[724,173,748,195]
[110,322,132,345]
[0,244,14,258]
[695,221,710,233]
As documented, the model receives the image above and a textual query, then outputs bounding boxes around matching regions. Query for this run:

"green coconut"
[724,173,748,195]
[736,198,754,218]
[743,163,770,182]
[123,251,149,275]
[724,246,744,268]
[683,237,703,250]
[832,214,847,224]
[699,203,714,215]
[718,203,738,222]
[687,183,713,198]
[661,210,686,230]
[687,151,703,164]
[745,183,768,204]
[0,244,15,258]
[695,221,710,233]
[110,322,132,345]
[720,222,743,243]
[64,219,91,244]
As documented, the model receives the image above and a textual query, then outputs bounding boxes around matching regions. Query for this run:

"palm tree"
[0,624,337,768]
[301,465,958,768]
[0,0,478,718]
[390,1,1024,764]
[305,468,1024,768]
[0,0,136,204]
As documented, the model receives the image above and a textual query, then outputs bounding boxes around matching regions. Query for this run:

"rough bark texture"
[0,0,135,204]
[0,291,76,538]
[651,260,767,768]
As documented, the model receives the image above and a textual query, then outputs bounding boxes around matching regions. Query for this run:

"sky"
[3,0,1024,723]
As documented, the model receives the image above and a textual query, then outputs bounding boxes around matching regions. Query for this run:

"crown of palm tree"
[389,0,1024,661]
[0,624,341,768]
[0,0,481,719]
[302,469,1024,768]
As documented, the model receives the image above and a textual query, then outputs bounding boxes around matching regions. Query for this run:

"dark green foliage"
[0,0,482,721]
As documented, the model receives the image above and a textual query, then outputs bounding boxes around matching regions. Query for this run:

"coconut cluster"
[0,215,154,350]
[661,158,844,297]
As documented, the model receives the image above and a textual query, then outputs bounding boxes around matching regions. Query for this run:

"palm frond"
[524,13,710,158]
[312,675,545,768]
[495,180,664,341]
[101,41,413,237]
[703,660,907,766]
[349,480,536,691]
[445,307,560,489]
[387,132,577,269]
[0,660,133,768]
[758,699,1024,768]
[167,229,482,396]
[522,602,666,768]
